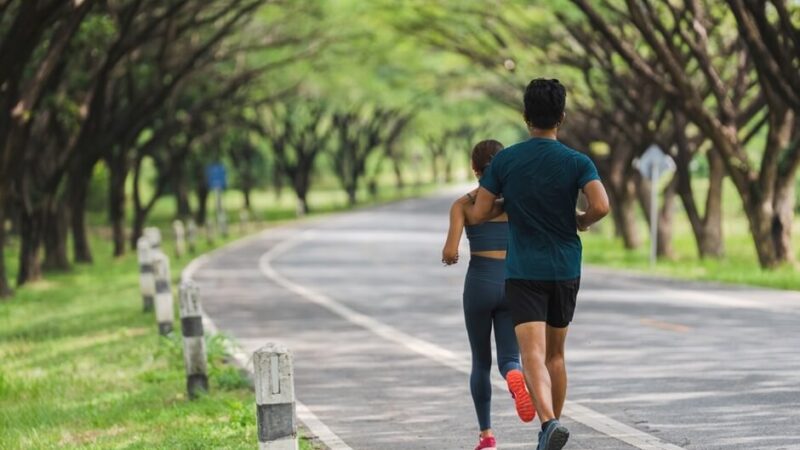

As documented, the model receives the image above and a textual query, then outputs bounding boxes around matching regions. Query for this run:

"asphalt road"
[190,188,800,450]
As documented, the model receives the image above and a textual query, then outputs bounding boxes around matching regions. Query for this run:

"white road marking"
[296,403,353,450]
[259,230,684,450]
[183,240,354,450]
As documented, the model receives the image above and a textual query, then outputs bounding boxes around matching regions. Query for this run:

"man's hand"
[577,180,610,231]
[465,187,502,224]
[576,211,590,232]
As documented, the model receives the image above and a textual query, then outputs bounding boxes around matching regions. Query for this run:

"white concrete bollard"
[151,251,174,335]
[144,226,162,251]
[186,219,197,253]
[136,237,156,312]
[179,280,208,399]
[173,220,186,258]
[254,344,297,450]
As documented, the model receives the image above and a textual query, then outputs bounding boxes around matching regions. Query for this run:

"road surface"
[190,189,800,450]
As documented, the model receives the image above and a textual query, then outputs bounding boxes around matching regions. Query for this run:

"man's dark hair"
[523,78,566,130]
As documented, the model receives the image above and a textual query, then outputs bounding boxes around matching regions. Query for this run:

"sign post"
[635,145,675,266]
[206,163,228,238]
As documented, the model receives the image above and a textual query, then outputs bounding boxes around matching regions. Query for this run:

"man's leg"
[515,321,557,422]
[545,325,569,419]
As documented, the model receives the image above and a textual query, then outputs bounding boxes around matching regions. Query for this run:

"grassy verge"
[0,183,440,449]
[582,180,800,291]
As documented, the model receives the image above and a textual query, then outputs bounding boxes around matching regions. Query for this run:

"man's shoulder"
[552,140,587,158]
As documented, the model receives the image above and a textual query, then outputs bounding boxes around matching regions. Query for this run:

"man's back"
[480,137,598,281]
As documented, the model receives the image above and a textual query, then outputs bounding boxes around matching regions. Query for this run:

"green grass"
[0,237,269,449]
[582,179,800,290]
[0,181,444,449]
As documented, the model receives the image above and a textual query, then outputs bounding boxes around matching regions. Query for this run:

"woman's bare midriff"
[471,250,506,260]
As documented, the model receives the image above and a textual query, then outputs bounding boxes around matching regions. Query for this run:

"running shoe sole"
[545,426,569,450]
[506,369,536,422]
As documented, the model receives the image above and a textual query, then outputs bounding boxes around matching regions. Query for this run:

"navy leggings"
[463,255,522,431]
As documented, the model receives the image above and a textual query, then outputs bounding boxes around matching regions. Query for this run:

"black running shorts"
[505,278,580,328]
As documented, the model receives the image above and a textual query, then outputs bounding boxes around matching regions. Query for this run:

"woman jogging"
[442,140,536,450]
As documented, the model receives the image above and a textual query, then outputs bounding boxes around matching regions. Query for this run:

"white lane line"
[183,238,354,450]
[259,231,684,450]
[296,403,353,450]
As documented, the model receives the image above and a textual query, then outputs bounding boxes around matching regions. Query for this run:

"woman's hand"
[442,245,459,265]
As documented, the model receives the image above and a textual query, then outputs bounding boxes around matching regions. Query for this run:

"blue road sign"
[206,163,227,190]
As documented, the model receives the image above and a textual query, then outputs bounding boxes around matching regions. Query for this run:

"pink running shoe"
[474,435,497,450]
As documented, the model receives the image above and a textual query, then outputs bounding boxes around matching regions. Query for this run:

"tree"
[571,0,799,268]
[329,106,411,205]
[255,102,332,215]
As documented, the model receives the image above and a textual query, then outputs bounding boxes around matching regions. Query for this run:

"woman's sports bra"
[465,221,508,252]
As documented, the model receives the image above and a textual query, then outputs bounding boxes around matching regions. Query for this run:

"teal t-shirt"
[479,137,600,281]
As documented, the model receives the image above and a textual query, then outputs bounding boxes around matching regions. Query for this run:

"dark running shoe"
[537,420,569,450]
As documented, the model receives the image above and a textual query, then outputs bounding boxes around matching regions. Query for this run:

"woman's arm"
[442,197,467,265]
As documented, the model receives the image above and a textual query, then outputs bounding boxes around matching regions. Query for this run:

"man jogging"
[466,78,609,450]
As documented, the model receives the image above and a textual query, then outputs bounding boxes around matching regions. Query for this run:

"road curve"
[190,189,800,450]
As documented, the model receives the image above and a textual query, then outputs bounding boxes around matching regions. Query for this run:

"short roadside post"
[173,220,186,258]
[186,219,197,253]
[144,226,162,251]
[152,251,174,335]
[136,237,156,312]
[179,280,208,399]
[254,344,297,450]
[206,163,228,238]
[634,144,676,266]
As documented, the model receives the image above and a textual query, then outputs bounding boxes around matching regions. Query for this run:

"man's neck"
[529,127,558,140]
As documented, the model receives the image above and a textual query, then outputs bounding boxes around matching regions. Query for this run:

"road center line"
[259,230,684,450]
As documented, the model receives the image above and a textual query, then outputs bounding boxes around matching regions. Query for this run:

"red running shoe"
[474,436,497,450]
[506,369,536,422]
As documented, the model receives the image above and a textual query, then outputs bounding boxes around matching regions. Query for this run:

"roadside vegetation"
[0,183,434,449]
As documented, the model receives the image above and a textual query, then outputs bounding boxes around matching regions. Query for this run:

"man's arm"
[464,187,503,224]
[577,180,610,231]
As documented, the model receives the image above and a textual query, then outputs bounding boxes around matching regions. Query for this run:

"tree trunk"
[771,182,795,264]
[108,159,127,257]
[195,184,209,226]
[0,204,12,298]
[194,163,209,225]
[294,171,311,216]
[131,209,147,251]
[17,210,44,285]
[657,175,678,259]
[431,155,440,184]
[744,189,795,269]
[444,158,453,183]
[242,186,252,210]
[68,172,93,263]
[174,169,192,219]
[699,151,725,258]
[42,202,70,271]
[346,183,357,207]
[607,176,642,250]
[392,157,405,190]
[742,109,797,268]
